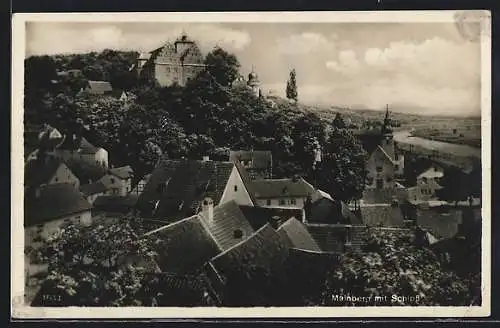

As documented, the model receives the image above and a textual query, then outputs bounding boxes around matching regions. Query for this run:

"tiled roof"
[208,224,290,284]
[416,207,462,239]
[137,159,234,221]
[251,178,315,199]
[80,181,108,196]
[359,204,405,227]
[24,157,65,189]
[93,195,138,213]
[417,167,444,180]
[306,225,347,253]
[143,215,221,274]
[58,135,99,154]
[110,165,134,180]
[229,150,272,170]
[277,218,321,252]
[64,159,108,183]
[86,80,113,94]
[307,197,362,225]
[24,183,92,226]
[198,201,255,251]
[238,205,304,230]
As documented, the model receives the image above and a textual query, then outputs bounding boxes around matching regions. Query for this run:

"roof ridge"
[142,214,198,237]
[377,145,396,163]
[209,223,273,262]
[196,213,224,252]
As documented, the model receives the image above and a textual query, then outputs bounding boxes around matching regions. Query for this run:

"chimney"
[202,155,210,162]
[201,197,214,222]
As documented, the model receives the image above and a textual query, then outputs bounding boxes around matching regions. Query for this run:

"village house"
[24,124,65,163]
[80,181,108,204]
[249,176,315,209]
[50,134,109,169]
[98,165,134,196]
[229,150,272,180]
[136,33,206,87]
[24,183,92,242]
[80,80,113,96]
[136,156,255,222]
[25,156,80,191]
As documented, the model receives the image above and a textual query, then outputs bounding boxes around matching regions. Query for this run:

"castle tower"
[247,66,261,97]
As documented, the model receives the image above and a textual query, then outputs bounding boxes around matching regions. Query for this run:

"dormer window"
[376,166,383,173]
[234,185,238,192]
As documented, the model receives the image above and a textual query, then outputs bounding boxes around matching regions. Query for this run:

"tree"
[286,69,298,102]
[316,127,367,202]
[321,228,481,306]
[33,219,159,306]
[204,47,241,87]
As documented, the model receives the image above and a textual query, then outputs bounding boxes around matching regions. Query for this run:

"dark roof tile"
[143,216,221,274]
[80,181,108,196]
[110,165,134,180]
[24,183,91,226]
[137,159,235,221]
[238,205,304,230]
[251,178,315,199]
[277,218,322,252]
[24,157,67,189]
[229,150,272,170]
[199,201,255,251]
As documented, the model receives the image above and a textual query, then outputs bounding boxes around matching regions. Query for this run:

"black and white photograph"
[12,11,490,318]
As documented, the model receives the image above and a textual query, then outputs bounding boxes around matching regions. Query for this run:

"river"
[393,130,481,159]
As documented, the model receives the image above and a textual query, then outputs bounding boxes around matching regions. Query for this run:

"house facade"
[51,135,109,169]
[137,33,206,87]
[24,183,92,243]
[25,157,81,191]
[250,177,315,209]
[98,166,134,196]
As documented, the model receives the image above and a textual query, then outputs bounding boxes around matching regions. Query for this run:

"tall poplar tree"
[286,69,298,102]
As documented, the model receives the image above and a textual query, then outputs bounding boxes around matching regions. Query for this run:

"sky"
[26,21,482,116]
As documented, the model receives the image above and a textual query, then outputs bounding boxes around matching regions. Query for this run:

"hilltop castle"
[232,68,261,97]
[136,33,206,87]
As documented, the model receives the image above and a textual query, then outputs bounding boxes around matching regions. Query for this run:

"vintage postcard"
[11,11,491,319]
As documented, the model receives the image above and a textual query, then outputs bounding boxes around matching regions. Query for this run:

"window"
[234,185,238,192]
[110,178,115,184]
[386,176,393,183]
[395,164,399,171]
[376,166,383,173]
[55,177,59,182]
[266,199,271,206]
[112,188,119,195]
[279,199,286,205]
[290,198,296,205]
[376,179,384,189]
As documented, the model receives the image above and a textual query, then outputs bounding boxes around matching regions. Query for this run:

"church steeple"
[382,104,393,136]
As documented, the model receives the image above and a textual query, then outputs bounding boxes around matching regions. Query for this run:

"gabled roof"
[24,157,67,189]
[57,135,100,154]
[198,201,255,251]
[234,162,258,204]
[277,218,322,252]
[251,178,315,199]
[308,197,362,225]
[110,165,134,180]
[24,183,92,226]
[208,224,290,283]
[238,205,304,230]
[143,215,221,274]
[85,80,113,94]
[93,195,138,213]
[417,167,444,180]
[80,181,108,196]
[137,159,235,221]
[229,150,272,169]
[64,159,108,183]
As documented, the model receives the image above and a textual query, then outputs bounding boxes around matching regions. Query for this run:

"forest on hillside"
[24,47,367,202]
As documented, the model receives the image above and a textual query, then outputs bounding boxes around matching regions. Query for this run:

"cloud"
[362,37,480,89]
[276,32,335,55]
[26,22,251,56]
[325,50,360,75]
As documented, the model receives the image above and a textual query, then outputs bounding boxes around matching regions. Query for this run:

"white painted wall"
[25,210,92,243]
[256,197,306,208]
[219,166,254,206]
